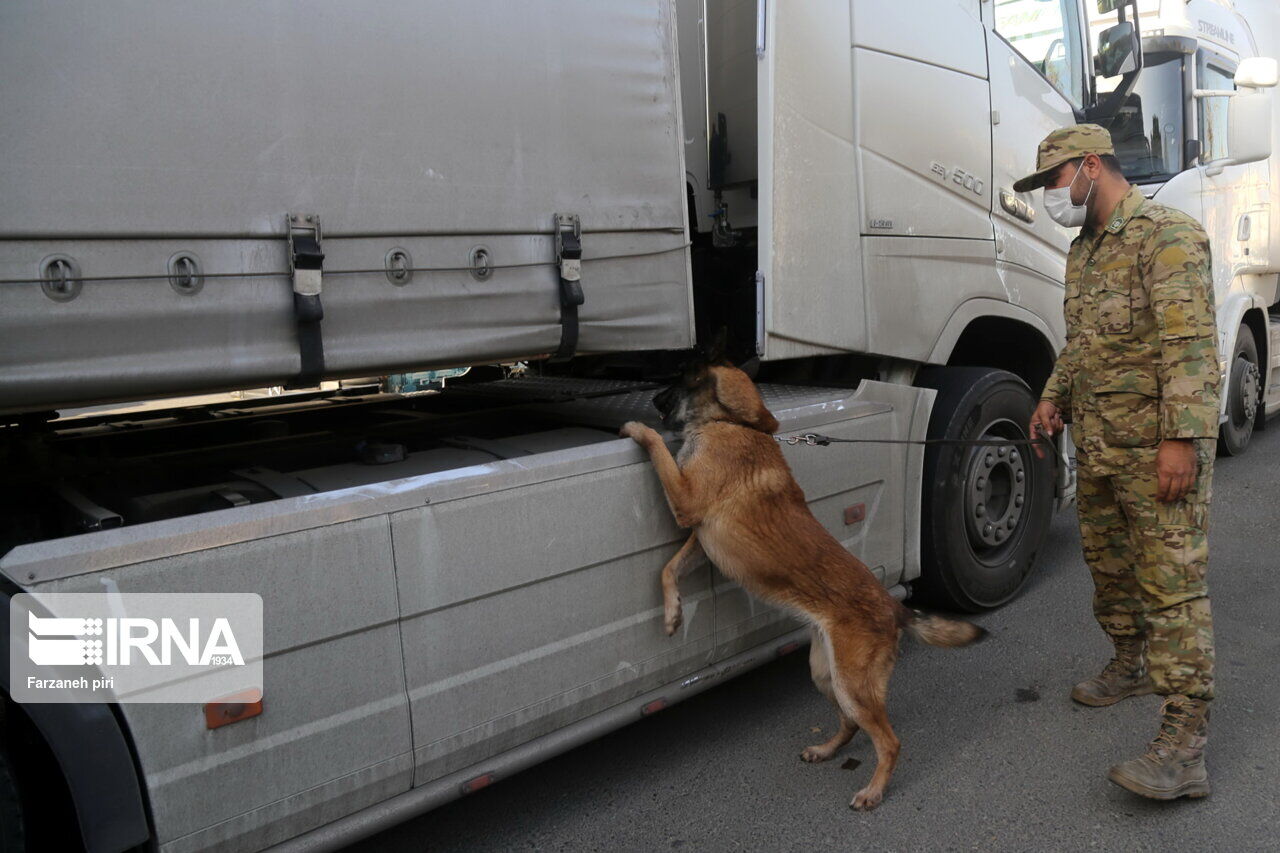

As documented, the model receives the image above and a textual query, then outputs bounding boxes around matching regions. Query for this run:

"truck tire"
[0,747,24,853]
[913,367,1055,611]
[1217,323,1261,457]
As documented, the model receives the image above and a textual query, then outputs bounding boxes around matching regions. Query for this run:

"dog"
[620,355,986,810]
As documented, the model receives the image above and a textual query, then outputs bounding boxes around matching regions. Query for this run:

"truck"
[0,1,1273,851]
[1083,0,1280,455]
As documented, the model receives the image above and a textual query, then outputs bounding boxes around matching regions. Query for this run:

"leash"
[775,432,1055,449]
[774,432,1062,469]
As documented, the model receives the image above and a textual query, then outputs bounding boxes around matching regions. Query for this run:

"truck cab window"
[1197,54,1236,163]
[993,0,1086,107]
[1097,50,1186,182]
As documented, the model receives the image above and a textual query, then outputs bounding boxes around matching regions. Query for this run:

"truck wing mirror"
[1195,58,1274,175]
[1194,90,1273,176]
[1094,21,1138,78]
[1084,0,1143,123]
[1235,57,1279,89]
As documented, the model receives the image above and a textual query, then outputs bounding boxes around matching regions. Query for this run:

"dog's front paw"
[619,420,654,443]
[800,744,835,763]
[849,787,883,811]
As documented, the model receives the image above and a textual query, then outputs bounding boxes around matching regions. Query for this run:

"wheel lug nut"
[977,477,986,489]
[976,504,985,517]
[985,454,993,467]
[998,446,1007,457]
[1010,451,1019,462]
[1015,470,1024,483]
[983,523,993,537]
[1015,495,1024,507]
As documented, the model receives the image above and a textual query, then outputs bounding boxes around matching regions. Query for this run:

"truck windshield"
[1097,51,1185,183]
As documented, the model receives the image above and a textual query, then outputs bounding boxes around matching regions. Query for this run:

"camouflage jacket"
[1040,185,1221,462]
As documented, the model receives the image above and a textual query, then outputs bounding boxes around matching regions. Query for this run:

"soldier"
[1017,124,1221,799]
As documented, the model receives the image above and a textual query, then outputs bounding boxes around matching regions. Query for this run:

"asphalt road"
[348,427,1280,853]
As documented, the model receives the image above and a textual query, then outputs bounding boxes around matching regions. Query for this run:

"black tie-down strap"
[553,213,585,362]
[286,216,326,388]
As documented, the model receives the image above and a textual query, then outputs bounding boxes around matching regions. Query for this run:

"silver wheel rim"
[963,417,1028,557]
[1231,355,1260,430]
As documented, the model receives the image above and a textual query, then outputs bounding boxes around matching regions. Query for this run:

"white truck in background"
[1082,0,1280,455]
[0,2,1273,852]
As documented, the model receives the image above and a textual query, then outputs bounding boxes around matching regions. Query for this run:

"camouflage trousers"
[1075,439,1215,700]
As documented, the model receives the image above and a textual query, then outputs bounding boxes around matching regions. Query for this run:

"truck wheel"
[1217,323,1261,457]
[913,367,1054,611]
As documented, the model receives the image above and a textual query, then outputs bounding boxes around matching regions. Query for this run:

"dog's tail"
[897,606,987,648]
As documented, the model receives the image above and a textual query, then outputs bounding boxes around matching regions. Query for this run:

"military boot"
[1070,636,1155,707]
[1108,695,1210,800]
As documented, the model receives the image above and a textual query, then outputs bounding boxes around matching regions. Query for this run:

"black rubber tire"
[0,747,24,853]
[1217,323,1261,457]
[913,367,1055,611]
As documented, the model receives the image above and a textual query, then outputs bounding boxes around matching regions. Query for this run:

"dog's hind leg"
[661,533,704,636]
[825,625,900,811]
[801,624,859,762]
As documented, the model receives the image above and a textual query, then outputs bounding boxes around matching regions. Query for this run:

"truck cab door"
[984,0,1089,299]
[755,0,867,360]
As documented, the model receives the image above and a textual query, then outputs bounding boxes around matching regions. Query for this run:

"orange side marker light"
[205,688,263,730]
[461,773,494,794]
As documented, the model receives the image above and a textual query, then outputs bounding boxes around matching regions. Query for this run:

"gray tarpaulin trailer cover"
[0,0,694,415]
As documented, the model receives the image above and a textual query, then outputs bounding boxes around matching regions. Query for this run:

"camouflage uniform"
[1038,182,1220,701]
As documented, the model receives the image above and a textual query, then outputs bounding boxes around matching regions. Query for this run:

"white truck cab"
[1084,0,1280,454]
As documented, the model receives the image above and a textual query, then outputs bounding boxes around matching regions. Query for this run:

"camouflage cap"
[1013,124,1115,193]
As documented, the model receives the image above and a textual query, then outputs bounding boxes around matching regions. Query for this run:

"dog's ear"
[710,366,779,434]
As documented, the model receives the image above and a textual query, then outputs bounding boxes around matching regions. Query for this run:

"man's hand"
[1156,438,1198,503]
[1029,401,1064,459]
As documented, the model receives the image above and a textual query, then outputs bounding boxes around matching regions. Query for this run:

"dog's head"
[653,350,779,435]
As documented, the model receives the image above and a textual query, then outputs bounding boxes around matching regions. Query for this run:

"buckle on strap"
[552,213,584,362]
[285,214,325,388]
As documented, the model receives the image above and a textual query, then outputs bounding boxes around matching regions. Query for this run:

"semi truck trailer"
[0,1,1273,851]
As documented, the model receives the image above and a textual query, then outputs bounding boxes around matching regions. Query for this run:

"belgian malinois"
[620,355,985,810]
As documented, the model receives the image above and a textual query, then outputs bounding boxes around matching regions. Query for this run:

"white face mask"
[1043,162,1095,228]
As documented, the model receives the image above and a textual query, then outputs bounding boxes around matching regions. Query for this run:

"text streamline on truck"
[0,1,1274,851]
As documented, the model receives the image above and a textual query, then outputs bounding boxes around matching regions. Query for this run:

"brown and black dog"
[620,356,985,810]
